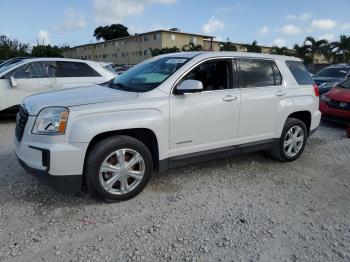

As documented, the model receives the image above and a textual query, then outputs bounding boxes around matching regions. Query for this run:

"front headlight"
[320,94,331,102]
[32,107,69,135]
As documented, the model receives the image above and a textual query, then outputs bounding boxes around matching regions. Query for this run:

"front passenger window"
[182,60,231,91]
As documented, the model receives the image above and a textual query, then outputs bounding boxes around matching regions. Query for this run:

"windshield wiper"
[109,82,134,92]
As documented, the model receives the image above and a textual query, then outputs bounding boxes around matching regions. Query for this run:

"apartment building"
[63,30,215,65]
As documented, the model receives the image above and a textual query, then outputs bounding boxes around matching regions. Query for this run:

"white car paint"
[16,51,321,178]
[0,58,116,112]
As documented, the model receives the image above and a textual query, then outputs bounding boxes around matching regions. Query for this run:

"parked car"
[115,64,133,75]
[0,58,116,113]
[320,79,350,124]
[0,57,31,69]
[313,64,350,95]
[98,62,118,74]
[15,52,321,202]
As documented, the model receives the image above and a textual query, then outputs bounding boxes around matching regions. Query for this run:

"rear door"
[236,58,285,144]
[56,61,104,88]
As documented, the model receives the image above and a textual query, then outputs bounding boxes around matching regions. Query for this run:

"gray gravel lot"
[0,118,349,262]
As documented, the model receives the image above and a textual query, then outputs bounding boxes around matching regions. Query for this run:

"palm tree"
[182,42,202,52]
[270,46,289,56]
[331,35,350,63]
[220,41,237,51]
[293,43,313,65]
[304,36,328,62]
[246,40,262,53]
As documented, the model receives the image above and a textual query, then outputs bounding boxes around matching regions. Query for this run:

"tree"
[93,24,130,41]
[182,42,202,52]
[246,40,262,53]
[270,46,290,56]
[331,35,350,63]
[304,36,328,62]
[220,41,237,51]
[0,35,30,60]
[150,46,180,56]
[293,43,313,65]
[31,44,67,57]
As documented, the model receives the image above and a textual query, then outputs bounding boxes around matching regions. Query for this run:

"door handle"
[223,95,238,101]
[275,90,286,96]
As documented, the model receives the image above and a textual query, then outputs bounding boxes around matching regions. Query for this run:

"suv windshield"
[314,67,350,78]
[107,57,190,92]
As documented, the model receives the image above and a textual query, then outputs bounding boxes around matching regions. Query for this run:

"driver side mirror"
[175,79,203,95]
[9,76,18,87]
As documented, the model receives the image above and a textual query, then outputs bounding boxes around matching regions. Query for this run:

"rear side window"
[285,60,314,85]
[238,59,282,88]
[57,62,101,77]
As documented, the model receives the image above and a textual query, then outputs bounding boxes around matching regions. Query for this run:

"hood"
[326,86,350,102]
[23,84,138,115]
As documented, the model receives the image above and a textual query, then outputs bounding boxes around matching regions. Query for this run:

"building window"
[170,34,176,41]
[115,53,118,57]
[144,35,149,41]
[154,33,160,40]
[144,50,150,56]
[138,51,142,56]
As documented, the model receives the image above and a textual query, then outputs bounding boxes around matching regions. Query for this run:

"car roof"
[20,57,97,63]
[158,51,301,62]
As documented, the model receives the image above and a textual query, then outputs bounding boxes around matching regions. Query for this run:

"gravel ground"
[0,118,349,262]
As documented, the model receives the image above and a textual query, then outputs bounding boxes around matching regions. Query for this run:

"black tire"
[85,135,153,202]
[270,118,308,162]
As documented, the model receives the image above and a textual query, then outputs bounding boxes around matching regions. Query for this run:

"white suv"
[0,58,116,114]
[15,52,321,202]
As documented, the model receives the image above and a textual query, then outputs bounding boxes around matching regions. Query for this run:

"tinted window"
[238,59,278,88]
[5,61,57,79]
[286,60,314,85]
[314,67,349,78]
[339,79,350,89]
[183,60,231,91]
[272,62,282,85]
[57,62,101,77]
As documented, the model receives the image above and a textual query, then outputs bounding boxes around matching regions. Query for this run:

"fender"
[67,108,169,160]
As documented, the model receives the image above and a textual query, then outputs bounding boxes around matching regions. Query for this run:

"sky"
[1,0,350,48]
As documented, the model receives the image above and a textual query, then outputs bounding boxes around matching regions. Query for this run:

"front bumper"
[319,102,350,124]
[15,116,88,192]
[17,153,82,192]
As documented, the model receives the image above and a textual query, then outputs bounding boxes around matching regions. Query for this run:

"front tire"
[85,135,153,202]
[270,118,308,162]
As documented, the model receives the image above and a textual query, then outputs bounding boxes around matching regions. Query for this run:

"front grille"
[326,99,350,111]
[15,106,29,142]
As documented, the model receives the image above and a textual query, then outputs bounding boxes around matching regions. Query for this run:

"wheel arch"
[287,111,312,134]
[83,128,160,174]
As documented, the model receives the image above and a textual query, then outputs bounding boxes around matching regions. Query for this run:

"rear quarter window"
[285,60,314,85]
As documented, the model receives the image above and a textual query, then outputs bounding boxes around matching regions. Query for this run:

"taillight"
[313,83,319,97]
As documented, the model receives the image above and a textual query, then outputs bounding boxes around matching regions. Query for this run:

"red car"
[319,79,350,124]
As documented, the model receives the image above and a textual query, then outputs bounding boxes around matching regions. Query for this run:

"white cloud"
[286,13,311,21]
[93,0,177,24]
[273,38,287,47]
[282,24,301,35]
[202,17,224,34]
[341,23,350,30]
[37,30,51,45]
[258,26,269,36]
[56,7,86,32]
[319,33,335,41]
[311,19,337,30]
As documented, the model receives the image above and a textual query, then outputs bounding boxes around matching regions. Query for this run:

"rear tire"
[270,118,307,162]
[85,135,153,202]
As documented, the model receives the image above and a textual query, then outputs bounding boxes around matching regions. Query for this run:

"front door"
[169,59,240,157]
